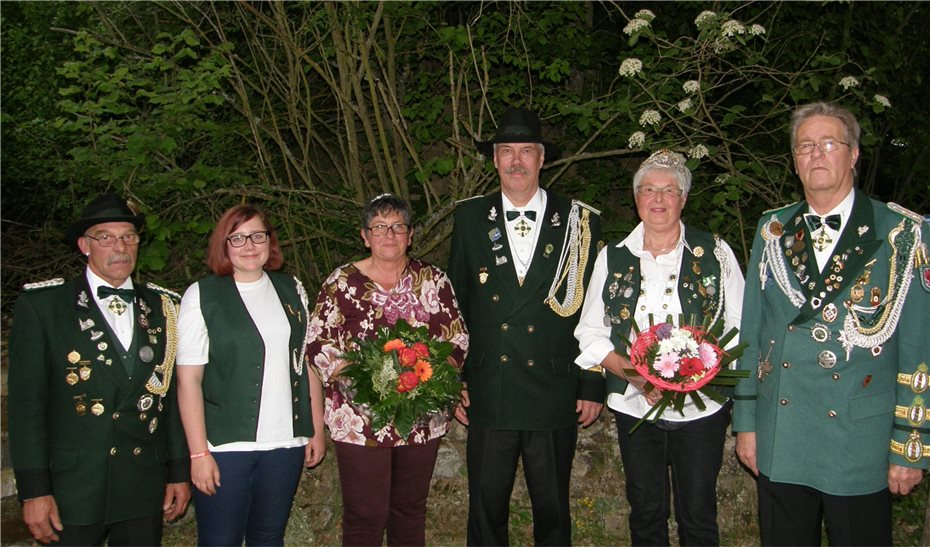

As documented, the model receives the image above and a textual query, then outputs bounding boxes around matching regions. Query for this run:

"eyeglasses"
[226,231,270,247]
[636,185,683,197]
[83,232,141,247]
[793,139,850,156]
[366,223,410,236]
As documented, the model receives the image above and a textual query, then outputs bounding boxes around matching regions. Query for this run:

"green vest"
[602,226,724,395]
[198,271,313,445]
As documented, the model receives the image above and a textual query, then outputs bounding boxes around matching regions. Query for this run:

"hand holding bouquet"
[340,319,461,437]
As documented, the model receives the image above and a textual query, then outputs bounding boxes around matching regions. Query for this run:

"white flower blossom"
[628,131,646,149]
[749,24,766,36]
[695,11,717,27]
[618,58,643,77]
[623,18,650,35]
[839,76,860,91]
[683,80,701,94]
[721,20,746,38]
[689,144,709,159]
[635,9,655,22]
[639,109,661,126]
[714,174,730,184]
[874,94,891,108]
[677,98,693,113]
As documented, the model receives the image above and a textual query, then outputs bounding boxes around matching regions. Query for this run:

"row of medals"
[605,257,711,323]
[65,346,160,431]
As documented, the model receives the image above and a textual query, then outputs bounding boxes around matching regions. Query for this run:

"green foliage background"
[3,1,928,302]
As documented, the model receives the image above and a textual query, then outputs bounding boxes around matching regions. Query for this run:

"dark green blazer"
[8,275,189,525]
[448,191,605,430]
[734,190,930,495]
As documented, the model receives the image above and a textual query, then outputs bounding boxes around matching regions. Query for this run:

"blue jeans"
[614,403,730,547]
[193,446,304,546]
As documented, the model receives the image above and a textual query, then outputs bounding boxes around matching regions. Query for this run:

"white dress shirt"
[86,267,134,351]
[502,188,547,280]
[574,222,745,421]
[807,188,855,272]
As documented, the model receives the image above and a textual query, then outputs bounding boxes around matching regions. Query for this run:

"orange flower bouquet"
[341,319,461,436]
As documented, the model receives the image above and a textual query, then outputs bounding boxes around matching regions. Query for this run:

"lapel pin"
[79,318,95,331]
[550,212,561,227]
[479,267,489,284]
[488,207,498,221]
[857,225,869,236]
[543,243,554,258]
[495,255,508,266]
[77,291,89,308]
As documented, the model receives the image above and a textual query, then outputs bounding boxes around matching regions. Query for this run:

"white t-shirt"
[177,272,307,451]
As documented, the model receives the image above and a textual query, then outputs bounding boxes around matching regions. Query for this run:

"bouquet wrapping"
[623,315,748,432]
[340,319,461,437]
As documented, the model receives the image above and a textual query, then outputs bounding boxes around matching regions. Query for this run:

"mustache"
[106,253,133,266]
[505,166,530,175]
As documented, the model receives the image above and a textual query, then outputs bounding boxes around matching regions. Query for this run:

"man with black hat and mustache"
[448,108,605,545]
[8,193,191,545]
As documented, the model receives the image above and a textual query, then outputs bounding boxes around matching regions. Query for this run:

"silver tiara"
[369,193,394,204]
[641,149,687,172]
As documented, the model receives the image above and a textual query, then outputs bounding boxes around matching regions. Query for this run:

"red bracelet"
[190,450,209,460]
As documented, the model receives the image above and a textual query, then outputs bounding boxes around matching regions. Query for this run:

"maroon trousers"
[334,438,441,546]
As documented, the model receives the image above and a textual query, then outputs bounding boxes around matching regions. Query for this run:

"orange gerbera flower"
[414,359,433,382]
[383,339,405,352]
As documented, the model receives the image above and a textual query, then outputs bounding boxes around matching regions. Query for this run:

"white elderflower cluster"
[874,94,891,108]
[677,98,693,113]
[689,145,709,159]
[624,18,650,35]
[639,109,662,126]
[634,9,656,22]
[749,24,766,36]
[695,11,717,27]
[618,58,643,77]
[721,20,746,38]
[839,76,860,90]
[683,80,701,94]
[628,131,646,149]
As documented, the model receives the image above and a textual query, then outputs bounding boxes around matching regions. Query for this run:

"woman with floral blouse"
[306,193,468,546]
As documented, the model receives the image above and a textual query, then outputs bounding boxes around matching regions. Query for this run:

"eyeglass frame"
[792,139,851,156]
[83,232,141,247]
[226,231,270,247]
[365,223,411,236]
[636,185,684,197]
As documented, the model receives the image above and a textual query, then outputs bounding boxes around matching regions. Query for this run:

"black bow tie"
[505,210,537,221]
[805,213,842,232]
[97,286,135,303]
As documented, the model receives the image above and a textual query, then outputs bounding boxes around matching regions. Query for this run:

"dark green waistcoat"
[602,226,724,395]
[198,271,313,445]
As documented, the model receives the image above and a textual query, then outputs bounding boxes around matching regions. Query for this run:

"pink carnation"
[698,342,719,369]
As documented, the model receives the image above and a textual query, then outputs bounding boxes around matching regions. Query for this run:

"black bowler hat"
[64,193,145,250]
[475,107,561,162]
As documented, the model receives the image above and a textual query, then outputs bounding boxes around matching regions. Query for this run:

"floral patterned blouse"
[307,258,469,447]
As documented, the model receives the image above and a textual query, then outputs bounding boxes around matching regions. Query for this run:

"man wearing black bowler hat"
[8,193,191,545]
[448,108,605,545]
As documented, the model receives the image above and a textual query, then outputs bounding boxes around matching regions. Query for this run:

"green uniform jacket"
[197,272,314,446]
[8,275,189,525]
[733,190,930,495]
[448,191,605,430]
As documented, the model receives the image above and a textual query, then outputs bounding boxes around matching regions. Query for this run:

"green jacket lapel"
[72,276,132,391]
[485,192,519,301]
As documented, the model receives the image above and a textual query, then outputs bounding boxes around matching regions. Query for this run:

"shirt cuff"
[574,339,615,369]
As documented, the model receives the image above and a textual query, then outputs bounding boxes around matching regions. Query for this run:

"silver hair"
[790,102,861,151]
[632,149,692,197]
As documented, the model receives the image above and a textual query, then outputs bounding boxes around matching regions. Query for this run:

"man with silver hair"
[574,149,745,545]
[734,102,930,545]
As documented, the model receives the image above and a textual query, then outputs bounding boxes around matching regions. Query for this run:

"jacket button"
[527,325,535,334]
[827,410,837,418]
[782,362,790,368]
[110,447,118,456]
[501,323,509,332]
[527,360,535,367]
[788,325,796,332]
[779,398,789,406]
[133,447,142,456]
[501,355,509,363]
[294,414,299,420]
[139,413,147,421]
[832,373,840,381]
[491,294,500,302]
[112,412,120,420]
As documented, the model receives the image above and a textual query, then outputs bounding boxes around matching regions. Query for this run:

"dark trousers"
[757,474,892,546]
[334,437,441,546]
[51,513,162,546]
[614,404,730,547]
[192,446,304,546]
[466,423,577,546]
